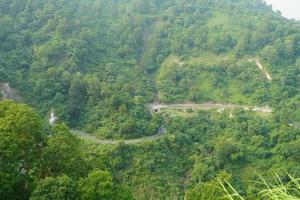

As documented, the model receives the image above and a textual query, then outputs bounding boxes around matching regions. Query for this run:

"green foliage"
[1,0,300,133]
[186,172,232,200]
[30,175,78,200]
[78,169,133,200]
[78,170,115,200]
[40,124,87,178]
[0,100,43,199]
[0,101,131,199]
[220,172,300,200]
[0,0,160,138]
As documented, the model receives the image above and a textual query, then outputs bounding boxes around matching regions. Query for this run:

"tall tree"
[30,175,77,200]
[0,100,43,199]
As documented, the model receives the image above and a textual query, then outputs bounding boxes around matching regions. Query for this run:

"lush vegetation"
[1,0,300,137]
[220,172,300,200]
[2,100,300,199]
[0,100,133,199]
[1,0,300,199]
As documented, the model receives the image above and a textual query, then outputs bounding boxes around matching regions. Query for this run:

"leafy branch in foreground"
[219,172,300,200]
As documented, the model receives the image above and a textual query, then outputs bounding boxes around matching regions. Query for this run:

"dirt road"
[150,102,273,113]
[72,127,166,145]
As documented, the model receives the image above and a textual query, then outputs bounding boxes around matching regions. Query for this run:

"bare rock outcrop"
[0,82,22,101]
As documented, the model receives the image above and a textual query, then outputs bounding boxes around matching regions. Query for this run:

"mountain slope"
[2,1,300,200]
[1,0,300,136]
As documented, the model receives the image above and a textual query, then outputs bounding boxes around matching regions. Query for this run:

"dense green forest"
[2,100,300,199]
[1,0,300,199]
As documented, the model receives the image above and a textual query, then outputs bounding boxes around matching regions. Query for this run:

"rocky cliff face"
[0,82,22,101]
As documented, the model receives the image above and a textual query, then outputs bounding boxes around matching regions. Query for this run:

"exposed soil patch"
[249,58,272,81]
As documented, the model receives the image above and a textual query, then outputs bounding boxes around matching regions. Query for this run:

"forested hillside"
[1,0,300,137]
[1,0,300,199]
[2,100,300,199]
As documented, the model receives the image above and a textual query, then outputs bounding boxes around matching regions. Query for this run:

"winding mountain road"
[49,56,276,146]
[149,102,273,113]
[72,127,166,145]
[72,102,272,145]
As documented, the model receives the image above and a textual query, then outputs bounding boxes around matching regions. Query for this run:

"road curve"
[72,127,166,145]
[71,102,272,145]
